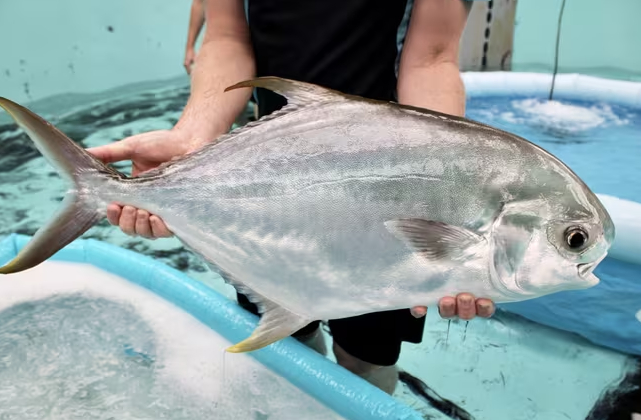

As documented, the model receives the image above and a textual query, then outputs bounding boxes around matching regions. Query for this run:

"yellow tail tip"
[225,335,273,353]
[0,97,17,114]
[225,342,253,353]
[0,260,19,275]
[225,345,243,353]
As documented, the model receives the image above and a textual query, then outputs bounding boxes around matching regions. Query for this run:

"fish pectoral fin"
[227,300,312,353]
[384,218,485,261]
[224,77,346,107]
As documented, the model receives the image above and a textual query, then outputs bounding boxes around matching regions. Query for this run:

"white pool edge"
[462,71,641,109]
[594,194,641,266]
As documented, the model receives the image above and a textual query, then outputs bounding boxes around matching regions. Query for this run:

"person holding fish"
[0,0,611,400]
[87,0,497,395]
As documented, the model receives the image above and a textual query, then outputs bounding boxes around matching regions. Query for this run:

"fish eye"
[565,226,589,250]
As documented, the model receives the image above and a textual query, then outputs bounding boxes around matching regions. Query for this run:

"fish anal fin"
[227,300,312,353]
[224,77,345,107]
[211,268,312,353]
[385,218,485,261]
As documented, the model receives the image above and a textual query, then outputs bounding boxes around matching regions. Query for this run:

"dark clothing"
[247,0,408,115]
[237,0,425,367]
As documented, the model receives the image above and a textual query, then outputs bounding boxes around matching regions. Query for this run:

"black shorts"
[236,292,426,366]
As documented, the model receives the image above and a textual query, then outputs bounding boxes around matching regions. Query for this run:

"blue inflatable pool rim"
[0,233,424,420]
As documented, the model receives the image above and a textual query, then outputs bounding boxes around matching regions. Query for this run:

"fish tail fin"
[0,97,122,274]
[0,194,103,275]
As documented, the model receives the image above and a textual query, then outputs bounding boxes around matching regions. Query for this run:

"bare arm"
[88,0,255,238]
[397,0,472,117]
[186,0,205,53]
[397,1,496,319]
[176,0,256,148]
[184,0,206,73]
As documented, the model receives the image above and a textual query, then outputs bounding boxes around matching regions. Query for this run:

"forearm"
[174,36,255,150]
[396,0,471,118]
[186,0,205,51]
[397,60,466,117]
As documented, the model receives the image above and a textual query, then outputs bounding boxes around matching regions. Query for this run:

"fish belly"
[101,101,548,319]
[114,169,500,321]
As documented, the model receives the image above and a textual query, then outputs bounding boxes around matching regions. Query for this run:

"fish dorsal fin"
[133,101,302,178]
[225,77,346,106]
[134,78,342,179]
[215,269,312,353]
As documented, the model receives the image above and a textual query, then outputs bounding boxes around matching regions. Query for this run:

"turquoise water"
[466,96,641,203]
[0,79,640,419]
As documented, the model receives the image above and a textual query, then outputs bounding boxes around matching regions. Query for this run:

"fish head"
[490,195,615,299]
[544,199,614,286]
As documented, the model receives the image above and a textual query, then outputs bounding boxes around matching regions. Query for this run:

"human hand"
[87,129,197,239]
[184,48,196,74]
[410,293,495,320]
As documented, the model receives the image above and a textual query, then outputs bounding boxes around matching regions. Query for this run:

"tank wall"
[1,0,640,104]
[511,0,641,81]
[0,0,193,104]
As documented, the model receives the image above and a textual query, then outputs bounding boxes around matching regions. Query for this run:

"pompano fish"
[0,77,615,353]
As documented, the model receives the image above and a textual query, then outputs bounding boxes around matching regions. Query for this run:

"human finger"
[119,206,137,236]
[150,215,173,238]
[438,296,457,318]
[456,293,477,320]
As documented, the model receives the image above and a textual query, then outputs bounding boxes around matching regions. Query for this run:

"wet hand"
[105,205,172,239]
[410,293,495,320]
[87,129,196,239]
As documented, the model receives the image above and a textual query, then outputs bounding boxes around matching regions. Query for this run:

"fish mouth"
[577,253,607,280]
[577,262,596,279]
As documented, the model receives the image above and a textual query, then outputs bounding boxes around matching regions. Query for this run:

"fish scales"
[0,77,614,353]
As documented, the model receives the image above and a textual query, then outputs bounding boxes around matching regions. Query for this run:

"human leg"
[332,341,399,395]
[328,309,425,394]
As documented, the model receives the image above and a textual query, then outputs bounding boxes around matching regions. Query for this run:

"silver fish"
[0,77,615,353]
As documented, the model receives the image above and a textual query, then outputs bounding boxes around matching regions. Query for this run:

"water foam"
[500,99,630,136]
[0,260,344,420]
